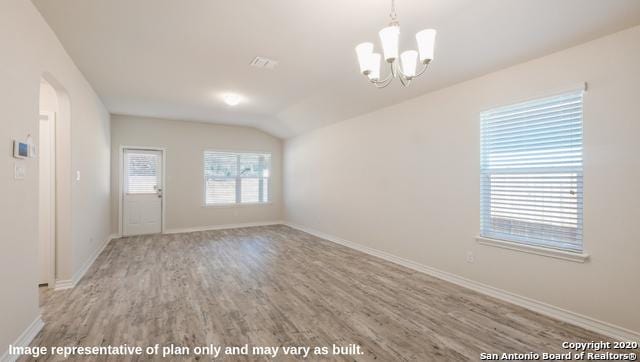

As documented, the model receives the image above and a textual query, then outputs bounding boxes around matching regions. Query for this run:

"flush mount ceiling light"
[222,93,243,106]
[355,0,436,88]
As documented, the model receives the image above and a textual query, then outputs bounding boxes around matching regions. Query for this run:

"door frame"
[118,146,166,236]
[39,112,56,287]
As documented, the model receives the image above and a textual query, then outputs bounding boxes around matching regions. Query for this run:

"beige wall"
[0,0,111,355]
[39,81,58,112]
[284,26,640,334]
[111,115,283,233]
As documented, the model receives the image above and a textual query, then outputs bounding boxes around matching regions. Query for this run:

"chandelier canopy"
[355,0,436,88]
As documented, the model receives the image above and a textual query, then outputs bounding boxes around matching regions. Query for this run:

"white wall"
[111,115,283,233]
[39,81,58,112]
[284,26,640,335]
[0,0,111,355]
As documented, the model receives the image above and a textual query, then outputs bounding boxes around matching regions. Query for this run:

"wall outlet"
[466,251,475,263]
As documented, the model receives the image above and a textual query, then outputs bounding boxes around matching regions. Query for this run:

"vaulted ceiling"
[33,0,640,138]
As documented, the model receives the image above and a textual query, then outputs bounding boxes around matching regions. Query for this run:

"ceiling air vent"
[250,56,279,70]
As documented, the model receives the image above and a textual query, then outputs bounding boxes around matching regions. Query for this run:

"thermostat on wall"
[13,140,29,159]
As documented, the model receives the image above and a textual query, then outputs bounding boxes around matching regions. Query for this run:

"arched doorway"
[38,74,71,292]
[38,78,57,287]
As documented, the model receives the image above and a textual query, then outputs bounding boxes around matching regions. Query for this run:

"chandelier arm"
[397,67,411,84]
[394,63,413,88]
[369,75,392,86]
[370,75,394,88]
[370,67,394,88]
[398,73,408,87]
[414,62,430,78]
[396,62,429,82]
[368,62,394,85]
[374,78,393,89]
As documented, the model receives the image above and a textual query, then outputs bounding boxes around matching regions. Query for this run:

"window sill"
[203,202,273,209]
[476,236,589,263]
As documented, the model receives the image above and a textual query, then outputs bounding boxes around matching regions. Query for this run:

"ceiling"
[33,0,640,138]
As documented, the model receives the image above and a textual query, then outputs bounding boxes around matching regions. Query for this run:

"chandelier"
[355,0,437,88]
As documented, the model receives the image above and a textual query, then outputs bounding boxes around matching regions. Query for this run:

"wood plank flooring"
[26,225,610,361]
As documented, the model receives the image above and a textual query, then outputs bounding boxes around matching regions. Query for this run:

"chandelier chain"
[389,0,398,24]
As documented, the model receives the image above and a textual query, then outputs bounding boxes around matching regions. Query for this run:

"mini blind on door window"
[204,151,271,205]
[480,90,583,252]
[125,152,160,194]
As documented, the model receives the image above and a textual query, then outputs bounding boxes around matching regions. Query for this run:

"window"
[204,151,271,205]
[480,90,583,252]
[125,151,160,194]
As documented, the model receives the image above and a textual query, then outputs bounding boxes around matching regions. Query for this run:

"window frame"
[477,88,587,259]
[203,149,272,207]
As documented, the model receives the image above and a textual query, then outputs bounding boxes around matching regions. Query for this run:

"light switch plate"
[14,161,26,180]
[76,170,81,181]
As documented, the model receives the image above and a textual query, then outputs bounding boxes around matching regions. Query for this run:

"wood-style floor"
[27,225,609,361]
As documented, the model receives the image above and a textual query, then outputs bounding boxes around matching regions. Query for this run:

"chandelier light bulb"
[416,29,437,63]
[355,42,374,75]
[378,25,400,62]
[368,53,382,81]
[400,50,418,78]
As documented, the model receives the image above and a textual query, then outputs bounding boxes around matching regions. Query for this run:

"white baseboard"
[284,221,640,342]
[72,234,114,285]
[54,233,116,291]
[0,316,44,362]
[164,221,284,234]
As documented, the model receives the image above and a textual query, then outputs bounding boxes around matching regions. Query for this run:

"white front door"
[123,149,163,236]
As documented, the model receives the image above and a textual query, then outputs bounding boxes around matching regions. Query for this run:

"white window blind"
[125,151,160,194]
[480,90,584,252]
[204,151,271,205]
